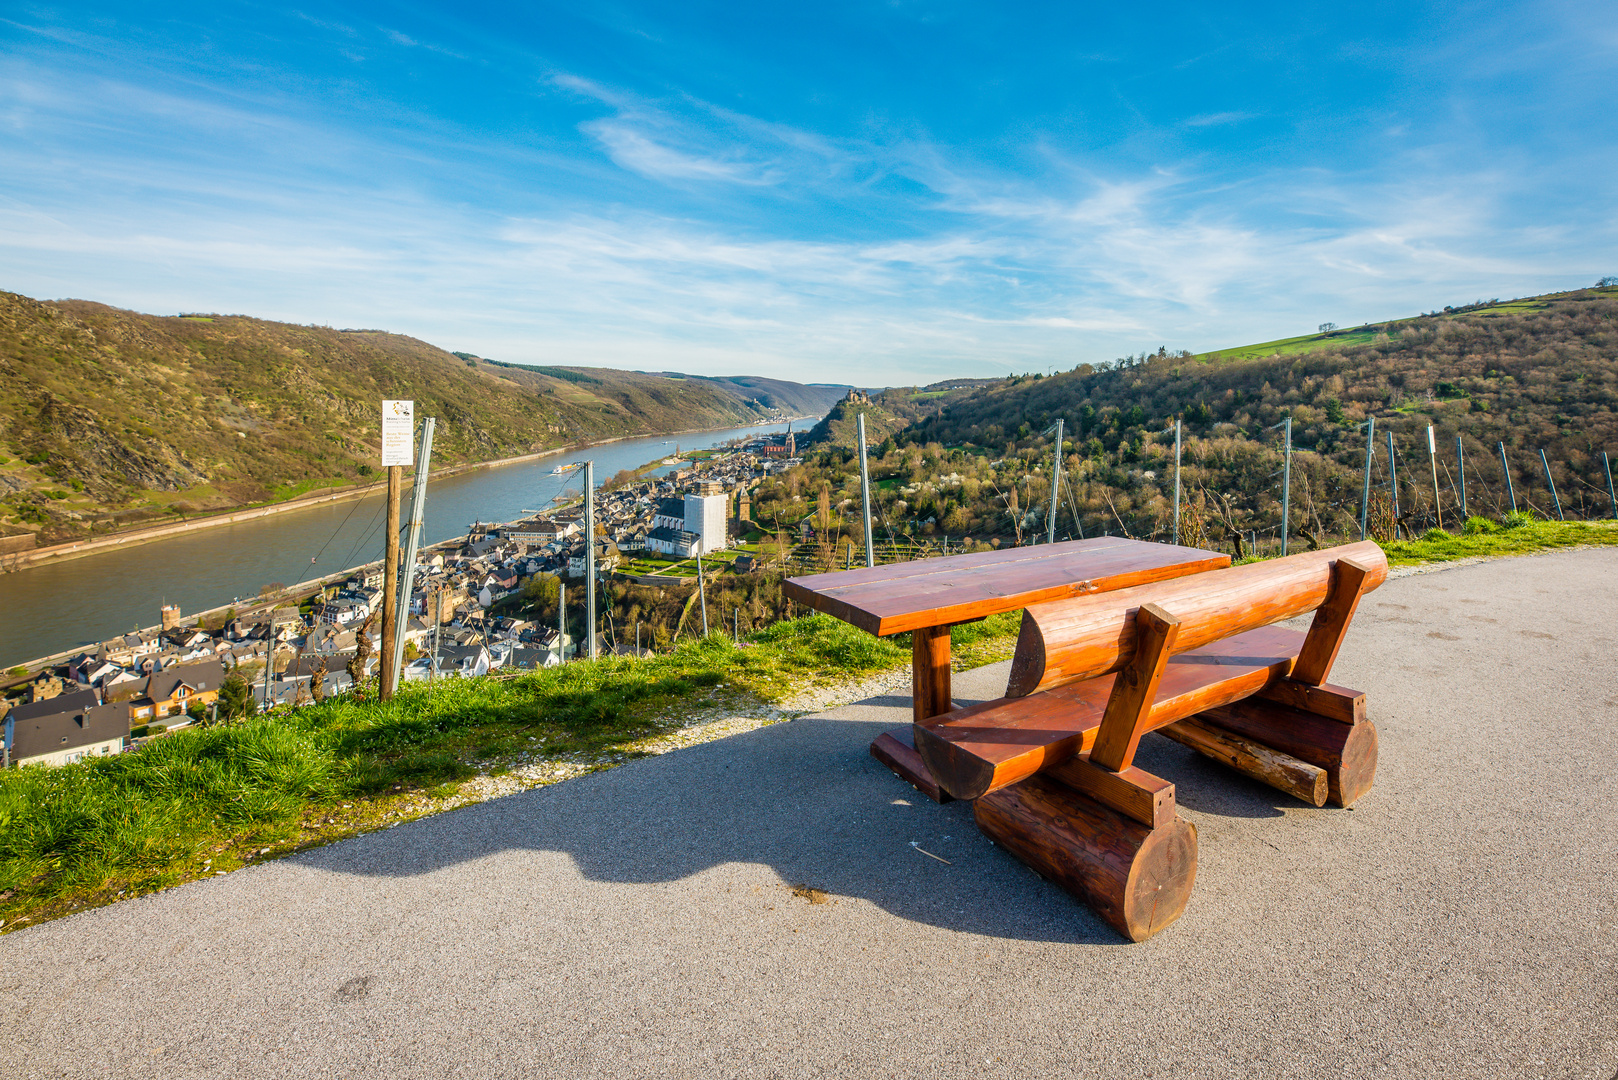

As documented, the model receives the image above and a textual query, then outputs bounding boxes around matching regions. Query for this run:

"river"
[1,421,804,668]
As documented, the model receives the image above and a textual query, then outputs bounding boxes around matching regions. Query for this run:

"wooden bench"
[913,539,1388,942]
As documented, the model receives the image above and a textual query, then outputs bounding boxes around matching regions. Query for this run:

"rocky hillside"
[0,292,834,544]
[803,381,999,450]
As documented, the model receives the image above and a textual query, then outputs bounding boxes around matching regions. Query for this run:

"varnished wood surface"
[1046,755,1177,829]
[1090,602,1181,773]
[1291,557,1372,686]
[1158,716,1328,806]
[911,626,952,723]
[869,729,952,804]
[913,625,1306,800]
[1198,699,1379,808]
[1006,540,1388,697]
[975,773,1198,943]
[1257,679,1365,724]
[783,537,1229,637]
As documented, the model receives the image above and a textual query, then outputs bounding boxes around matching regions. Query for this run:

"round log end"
[1332,719,1378,808]
[974,774,1199,943]
[1121,814,1198,942]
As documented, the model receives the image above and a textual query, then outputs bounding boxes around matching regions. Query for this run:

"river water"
[2,421,802,668]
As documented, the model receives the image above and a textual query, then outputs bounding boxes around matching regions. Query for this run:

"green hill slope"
[0,292,818,543]
[756,286,1618,550]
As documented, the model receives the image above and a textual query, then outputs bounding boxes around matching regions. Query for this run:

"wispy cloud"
[1,10,1614,384]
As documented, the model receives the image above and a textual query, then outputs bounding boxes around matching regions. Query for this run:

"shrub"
[1462,516,1498,535]
[129,725,150,738]
[1422,528,1450,541]
[1501,510,1534,530]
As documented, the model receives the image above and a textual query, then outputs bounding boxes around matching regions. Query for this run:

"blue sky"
[2,2,1615,383]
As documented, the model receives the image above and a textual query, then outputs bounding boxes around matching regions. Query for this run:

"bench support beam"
[1090,603,1180,773]
[1047,755,1177,829]
[1291,557,1372,686]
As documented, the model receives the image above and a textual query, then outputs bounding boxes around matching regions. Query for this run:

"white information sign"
[382,400,415,467]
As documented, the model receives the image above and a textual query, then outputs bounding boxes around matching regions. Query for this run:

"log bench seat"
[880,539,1389,942]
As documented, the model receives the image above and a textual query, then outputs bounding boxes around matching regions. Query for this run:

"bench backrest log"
[1006,539,1389,699]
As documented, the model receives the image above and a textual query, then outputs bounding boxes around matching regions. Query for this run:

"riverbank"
[6,417,812,572]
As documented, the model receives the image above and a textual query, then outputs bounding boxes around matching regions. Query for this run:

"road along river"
[1,421,799,669]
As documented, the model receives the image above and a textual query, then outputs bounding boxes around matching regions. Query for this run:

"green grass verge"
[1378,516,1618,566]
[6,520,1614,933]
[0,616,906,933]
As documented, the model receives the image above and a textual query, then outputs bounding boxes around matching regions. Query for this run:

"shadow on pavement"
[297,692,1316,945]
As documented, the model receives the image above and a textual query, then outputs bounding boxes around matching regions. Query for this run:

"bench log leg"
[912,625,952,723]
[1196,698,1378,808]
[1157,717,1327,807]
[870,728,953,803]
[975,774,1198,943]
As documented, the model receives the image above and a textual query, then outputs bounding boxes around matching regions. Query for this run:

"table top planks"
[783,537,1230,636]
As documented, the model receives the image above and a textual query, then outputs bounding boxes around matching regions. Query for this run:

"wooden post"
[911,624,951,723]
[380,463,401,702]
[858,413,874,567]
[1172,418,1182,546]
[1427,425,1442,531]
[1498,441,1516,514]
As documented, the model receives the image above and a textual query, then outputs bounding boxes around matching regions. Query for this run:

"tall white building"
[684,492,728,554]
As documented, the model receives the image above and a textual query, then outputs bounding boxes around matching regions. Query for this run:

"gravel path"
[3,547,1616,1079]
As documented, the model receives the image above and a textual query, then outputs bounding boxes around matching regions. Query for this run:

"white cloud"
[0,55,1613,384]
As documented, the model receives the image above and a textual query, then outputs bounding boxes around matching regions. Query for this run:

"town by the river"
[0,420,804,670]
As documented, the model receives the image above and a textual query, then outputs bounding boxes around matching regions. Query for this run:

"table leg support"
[912,625,952,723]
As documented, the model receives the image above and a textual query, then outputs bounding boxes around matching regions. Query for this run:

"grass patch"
[0,615,906,933]
[1378,517,1618,566]
[268,476,352,503]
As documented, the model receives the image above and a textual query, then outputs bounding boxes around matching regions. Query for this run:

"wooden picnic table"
[783,537,1230,723]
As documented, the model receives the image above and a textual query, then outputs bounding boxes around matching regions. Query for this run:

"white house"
[684,491,728,553]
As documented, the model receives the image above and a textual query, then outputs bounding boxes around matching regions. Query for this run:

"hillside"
[802,380,1000,450]
[644,373,849,418]
[756,286,1618,550]
[0,292,831,544]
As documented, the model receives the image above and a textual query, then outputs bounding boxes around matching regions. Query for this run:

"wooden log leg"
[912,624,952,723]
[1157,717,1327,807]
[1197,698,1379,808]
[870,729,952,803]
[975,774,1198,943]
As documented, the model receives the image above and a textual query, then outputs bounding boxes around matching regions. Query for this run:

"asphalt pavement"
[3,547,1616,1079]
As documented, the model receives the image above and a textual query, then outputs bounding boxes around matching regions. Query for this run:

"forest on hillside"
[0,292,839,544]
[752,288,1618,554]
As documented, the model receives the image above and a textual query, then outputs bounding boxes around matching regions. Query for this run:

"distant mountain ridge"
[0,291,837,544]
